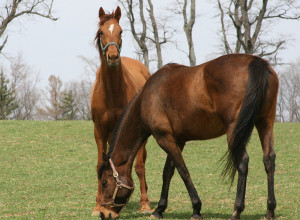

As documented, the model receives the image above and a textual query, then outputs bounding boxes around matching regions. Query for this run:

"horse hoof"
[141,209,153,214]
[150,214,163,219]
[140,203,153,214]
[91,210,100,216]
[191,214,203,220]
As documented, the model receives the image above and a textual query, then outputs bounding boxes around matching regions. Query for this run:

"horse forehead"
[108,24,114,34]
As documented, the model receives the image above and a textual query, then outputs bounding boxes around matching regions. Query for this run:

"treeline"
[0,55,92,120]
[1,54,300,122]
[1,0,300,121]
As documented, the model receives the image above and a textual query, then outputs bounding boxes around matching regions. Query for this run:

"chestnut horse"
[90,6,151,216]
[98,54,279,220]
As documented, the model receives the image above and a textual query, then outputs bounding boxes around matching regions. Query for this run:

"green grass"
[0,121,299,219]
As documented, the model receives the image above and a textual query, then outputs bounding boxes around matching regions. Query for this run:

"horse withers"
[90,6,151,216]
[98,54,278,220]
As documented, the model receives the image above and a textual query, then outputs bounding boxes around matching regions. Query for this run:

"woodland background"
[0,0,300,122]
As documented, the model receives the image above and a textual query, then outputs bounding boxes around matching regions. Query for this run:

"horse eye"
[100,31,103,36]
[102,180,108,186]
[120,30,123,35]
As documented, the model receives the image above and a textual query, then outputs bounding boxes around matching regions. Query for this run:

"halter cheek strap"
[99,36,122,57]
[100,159,134,208]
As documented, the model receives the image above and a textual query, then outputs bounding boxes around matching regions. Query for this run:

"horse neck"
[100,55,127,98]
[109,94,148,176]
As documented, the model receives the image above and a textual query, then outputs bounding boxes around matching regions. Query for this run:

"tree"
[9,54,40,120]
[217,0,300,64]
[0,0,57,54]
[118,0,174,69]
[40,75,63,120]
[0,69,17,119]
[118,0,150,68]
[60,90,77,120]
[174,0,196,66]
[277,61,300,122]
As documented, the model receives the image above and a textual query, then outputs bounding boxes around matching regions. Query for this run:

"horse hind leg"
[134,141,152,213]
[226,123,249,220]
[230,151,249,220]
[256,121,276,220]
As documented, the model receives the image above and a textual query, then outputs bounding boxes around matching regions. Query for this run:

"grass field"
[0,121,299,219]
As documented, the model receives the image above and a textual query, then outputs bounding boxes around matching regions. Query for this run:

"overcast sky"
[2,0,300,87]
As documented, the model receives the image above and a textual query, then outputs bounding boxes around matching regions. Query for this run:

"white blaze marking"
[108,24,114,35]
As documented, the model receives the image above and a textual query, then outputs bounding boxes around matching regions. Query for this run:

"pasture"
[0,121,299,219]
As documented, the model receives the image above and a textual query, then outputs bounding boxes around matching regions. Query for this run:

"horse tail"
[222,56,271,185]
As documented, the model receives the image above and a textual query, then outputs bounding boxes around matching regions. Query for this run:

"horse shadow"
[121,201,277,219]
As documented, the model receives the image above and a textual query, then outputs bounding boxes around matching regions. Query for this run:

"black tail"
[222,57,271,184]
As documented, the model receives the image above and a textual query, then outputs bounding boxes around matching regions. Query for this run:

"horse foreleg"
[151,155,176,219]
[154,135,202,220]
[92,125,108,216]
[134,141,151,213]
[230,151,249,220]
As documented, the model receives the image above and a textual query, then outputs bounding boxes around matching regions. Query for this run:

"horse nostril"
[116,54,119,60]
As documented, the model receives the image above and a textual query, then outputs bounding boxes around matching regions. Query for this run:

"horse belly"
[174,110,227,141]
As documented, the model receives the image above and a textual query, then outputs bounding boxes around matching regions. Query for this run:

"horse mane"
[108,89,143,157]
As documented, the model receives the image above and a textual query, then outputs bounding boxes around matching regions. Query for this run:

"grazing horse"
[90,6,151,216]
[98,54,279,220]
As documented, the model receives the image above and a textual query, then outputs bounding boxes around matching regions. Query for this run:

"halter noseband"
[100,159,134,208]
[99,35,122,57]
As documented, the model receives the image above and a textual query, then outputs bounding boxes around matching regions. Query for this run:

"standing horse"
[90,6,151,216]
[98,54,279,220]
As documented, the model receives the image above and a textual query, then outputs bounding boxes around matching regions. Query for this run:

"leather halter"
[100,159,134,208]
[99,35,122,57]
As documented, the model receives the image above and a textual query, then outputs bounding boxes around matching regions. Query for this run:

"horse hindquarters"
[224,57,275,220]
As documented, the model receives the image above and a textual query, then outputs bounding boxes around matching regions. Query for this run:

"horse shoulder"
[121,57,150,91]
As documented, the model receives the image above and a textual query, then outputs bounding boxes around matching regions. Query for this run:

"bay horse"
[98,54,279,220]
[90,6,151,216]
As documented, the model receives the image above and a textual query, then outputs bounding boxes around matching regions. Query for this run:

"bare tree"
[119,0,175,70]
[119,0,150,68]
[217,0,300,64]
[278,61,300,122]
[9,54,40,120]
[38,74,63,120]
[65,80,92,120]
[174,0,196,66]
[0,0,57,54]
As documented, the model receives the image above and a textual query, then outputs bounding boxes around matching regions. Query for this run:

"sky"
[2,0,300,87]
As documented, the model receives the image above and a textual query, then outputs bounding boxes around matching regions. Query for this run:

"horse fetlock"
[150,212,163,219]
[190,213,203,220]
[230,209,241,220]
[264,210,275,220]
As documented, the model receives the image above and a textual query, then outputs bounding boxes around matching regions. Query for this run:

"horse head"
[96,6,123,68]
[99,153,134,219]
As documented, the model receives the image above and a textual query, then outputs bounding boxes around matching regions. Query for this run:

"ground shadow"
[119,201,280,219]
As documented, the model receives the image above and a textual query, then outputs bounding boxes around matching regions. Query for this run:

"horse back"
[140,54,278,141]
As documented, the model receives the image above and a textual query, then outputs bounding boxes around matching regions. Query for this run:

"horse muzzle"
[99,206,120,220]
[107,53,120,67]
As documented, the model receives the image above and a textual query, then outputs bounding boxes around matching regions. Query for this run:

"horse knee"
[134,163,145,177]
[237,153,249,175]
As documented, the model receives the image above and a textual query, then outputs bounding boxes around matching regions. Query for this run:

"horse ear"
[102,152,109,163]
[99,7,105,20]
[114,6,121,22]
